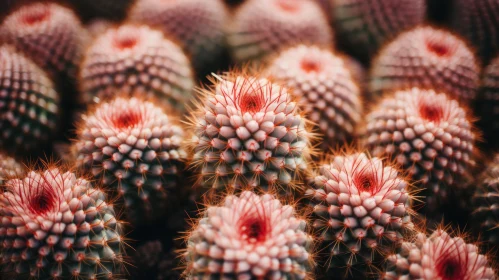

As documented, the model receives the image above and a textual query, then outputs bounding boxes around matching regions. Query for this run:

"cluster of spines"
[74,96,188,225]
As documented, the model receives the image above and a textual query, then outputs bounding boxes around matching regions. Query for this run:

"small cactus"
[383,228,497,279]
[189,72,313,192]
[74,96,188,225]
[365,88,477,211]
[79,24,194,110]
[228,0,332,64]
[183,191,314,279]
[128,0,229,73]
[0,2,87,80]
[332,0,426,60]
[0,152,24,184]
[0,45,60,153]
[370,26,480,102]
[0,166,126,279]
[266,45,363,147]
[306,152,414,274]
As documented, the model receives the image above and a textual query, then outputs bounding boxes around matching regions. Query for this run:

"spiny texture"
[332,0,425,59]
[0,2,87,80]
[184,191,313,279]
[365,88,476,210]
[452,0,499,63]
[79,24,194,110]
[472,155,499,246]
[266,45,362,147]
[477,55,499,144]
[190,74,312,191]
[306,153,413,270]
[383,229,497,279]
[75,97,187,225]
[0,46,59,153]
[129,0,228,72]
[228,0,332,64]
[370,26,480,102]
[0,152,24,184]
[0,168,125,279]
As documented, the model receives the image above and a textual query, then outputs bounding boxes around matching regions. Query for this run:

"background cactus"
[0,45,59,154]
[79,24,194,110]
[369,26,480,102]
[0,152,24,184]
[477,55,499,148]
[332,0,426,61]
[365,88,477,212]
[266,45,362,148]
[74,96,188,225]
[0,166,125,279]
[184,191,314,279]
[189,72,313,192]
[306,152,414,275]
[228,0,332,64]
[383,228,497,279]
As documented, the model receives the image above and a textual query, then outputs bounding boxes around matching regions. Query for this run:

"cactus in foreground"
[0,45,59,153]
[0,2,87,80]
[370,26,480,102]
[332,0,426,60]
[0,166,125,279]
[184,191,314,279]
[128,0,228,73]
[383,228,497,279]
[228,0,332,64]
[266,45,362,147]
[472,154,499,246]
[306,152,414,275]
[74,96,187,225]
[365,88,477,211]
[79,24,194,110]
[189,72,313,192]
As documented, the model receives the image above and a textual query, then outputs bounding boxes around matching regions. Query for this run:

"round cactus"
[228,0,333,64]
[383,229,497,279]
[472,155,499,246]
[189,72,313,191]
[74,96,188,225]
[365,88,477,211]
[0,152,24,184]
[0,2,87,80]
[0,45,60,153]
[128,0,228,73]
[477,55,499,147]
[0,166,125,279]
[306,152,413,273]
[266,45,362,147]
[79,24,194,110]
[332,0,426,60]
[370,26,480,102]
[184,191,314,279]
[452,0,499,63]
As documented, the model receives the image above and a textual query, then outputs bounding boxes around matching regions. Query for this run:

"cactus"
[472,154,499,246]
[128,0,228,73]
[79,24,194,111]
[306,152,414,274]
[477,55,499,147]
[0,45,60,153]
[365,88,477,211]
[383,228,497,279]
[228,0,332,64]
[266,45,362,147]
[0,152,24,185]
[452,0,499,63]
[370,26,480,102]
[189,72,313,192]
[74,96,188,225]
[332,0,426,60]
[0,2,87,80]
[0,166,126,279]
[183,191,314,279]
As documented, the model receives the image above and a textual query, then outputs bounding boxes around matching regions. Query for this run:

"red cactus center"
[238,215,269,243]
[113,32,139,50]
[437,257,464,280]
[112,110,143,129]
[21,8,50,25]
[354,172,378,193]
[426,40,451,57]
[419,101,444,123]
[276,0,300,12]
[239,92,265,113]
[301,59,321,73]
[28,187,56,215]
